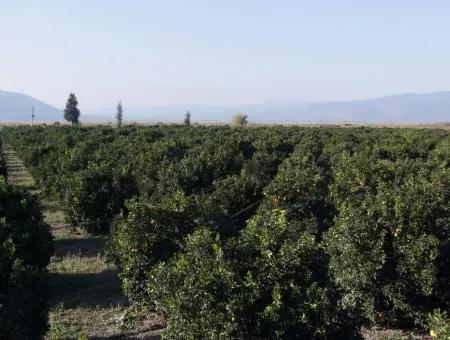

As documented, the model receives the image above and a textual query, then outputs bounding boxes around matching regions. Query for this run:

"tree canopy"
[64,93,81,124]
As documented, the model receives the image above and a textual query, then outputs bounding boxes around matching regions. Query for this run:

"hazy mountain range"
[1,89,449,123]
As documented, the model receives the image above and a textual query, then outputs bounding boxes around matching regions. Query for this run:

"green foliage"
[325,145,450,326]
[3,124,450,337]
[108,197,194,302]
[60,161,137,233]
[148,229,240,339]
[148,210,361,339]
[0,178,53,339]
[232,112,248,126]
[428,309,450,339]
[64,92,81,124]
[113,306,139,330]
[233,209,361,339]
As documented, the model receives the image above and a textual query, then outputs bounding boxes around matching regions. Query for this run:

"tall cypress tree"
[184,110,191,126]
[64,93,81,124]
[116,101,123,128]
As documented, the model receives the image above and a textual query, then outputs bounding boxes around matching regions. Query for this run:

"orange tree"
[0,178,53,339]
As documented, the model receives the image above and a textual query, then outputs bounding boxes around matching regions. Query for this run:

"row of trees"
[0,139,7,178]
[0,180,53,339]
[63,93,123,126]
[0,133,53,339]
[63,93,249,126]
[4,125,449,338]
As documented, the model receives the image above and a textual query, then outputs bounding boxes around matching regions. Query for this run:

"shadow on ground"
[49,271,127,309]
[53,236,105,257]
[90,335,161,340]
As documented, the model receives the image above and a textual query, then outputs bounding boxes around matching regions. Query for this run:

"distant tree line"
[62,93,251,126]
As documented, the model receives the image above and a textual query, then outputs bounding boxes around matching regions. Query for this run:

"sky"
[1,1,450,111]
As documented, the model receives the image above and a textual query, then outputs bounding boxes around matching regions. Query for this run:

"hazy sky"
[2,1,450,110]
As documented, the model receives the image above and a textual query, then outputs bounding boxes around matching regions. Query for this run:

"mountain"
[2,90,450,123]
[0,90,61,121]
[85,92,450,124]
[307,92,450,123]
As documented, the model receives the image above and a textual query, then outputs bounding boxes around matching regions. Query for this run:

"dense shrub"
[145,137,363,339]
[325,146,450,326]
[108,196,195,302]
[148,229,240,339]
[60,161,137,233]
[0,178,53,339]
[147,210,361,339]
[233,209,361,339]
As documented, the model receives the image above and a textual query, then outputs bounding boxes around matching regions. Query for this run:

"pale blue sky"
[1,1,450,110]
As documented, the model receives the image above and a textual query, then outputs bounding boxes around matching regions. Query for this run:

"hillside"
[0,90,61,121]
[307,92,450,123]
